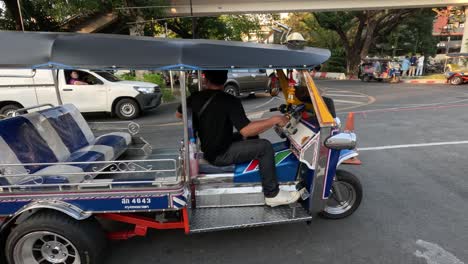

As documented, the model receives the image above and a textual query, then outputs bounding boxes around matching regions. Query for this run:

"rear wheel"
[224,84,239,96]
[450,76,463,85]
[115,98,140,120]
[320,170,362,219]
[0,104,21,118]
[361,75,371,82]
[6,211,107,264]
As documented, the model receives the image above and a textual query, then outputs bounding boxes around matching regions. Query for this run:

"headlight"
[134,86,155,94]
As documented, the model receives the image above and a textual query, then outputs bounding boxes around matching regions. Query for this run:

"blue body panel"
[0,190,188,216]
[233,142,299,183]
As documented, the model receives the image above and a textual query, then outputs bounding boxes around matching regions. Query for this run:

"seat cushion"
[0,116,58,173]
[94,132,132,158]
[199,159,235,174]
[66,147,109,172]
[38,104,95,153]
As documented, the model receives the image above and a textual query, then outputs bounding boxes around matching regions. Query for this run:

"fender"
[0,200,91,233]
[337,149,359,166]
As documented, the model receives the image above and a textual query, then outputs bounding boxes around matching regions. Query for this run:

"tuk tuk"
[444,53,468,85]
[359,58,401,83]
[0,31,362,264]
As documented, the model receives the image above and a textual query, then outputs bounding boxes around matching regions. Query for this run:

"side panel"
[233,141,299,183]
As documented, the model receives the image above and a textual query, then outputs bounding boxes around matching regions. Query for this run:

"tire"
[114,98,140,120]
[320,170,362,219]
[362,75,371,82]
[224,84,239,96]
[5,210,107,264]
[450,76,463,85]
[0,104,20,118]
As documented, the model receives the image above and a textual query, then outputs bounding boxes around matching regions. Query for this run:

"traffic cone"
[344,112,355,132]
[342,111,362,165]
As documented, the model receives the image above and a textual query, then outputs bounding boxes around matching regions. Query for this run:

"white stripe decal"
[173,197,186,206]
[358,140,468,151]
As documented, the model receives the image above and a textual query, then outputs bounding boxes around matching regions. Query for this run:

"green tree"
[314,10,416,74]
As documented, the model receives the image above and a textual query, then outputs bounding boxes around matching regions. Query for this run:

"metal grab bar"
[0,69,37,78]
[13,103,55,116]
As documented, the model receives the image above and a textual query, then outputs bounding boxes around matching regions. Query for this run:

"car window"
[94,71,120,82]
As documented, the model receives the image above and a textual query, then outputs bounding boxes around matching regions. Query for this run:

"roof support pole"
[52,69,63,105]
[179,71,190,181]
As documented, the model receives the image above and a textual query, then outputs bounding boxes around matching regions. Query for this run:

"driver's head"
[203,70,228,89]
[71,71,79,79]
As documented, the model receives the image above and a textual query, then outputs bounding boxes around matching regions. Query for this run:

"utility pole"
[16,0,24,31]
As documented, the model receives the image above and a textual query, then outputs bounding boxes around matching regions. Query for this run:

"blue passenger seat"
[0,104,132,186]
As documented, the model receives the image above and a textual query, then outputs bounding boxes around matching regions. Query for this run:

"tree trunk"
[4,0,23,30]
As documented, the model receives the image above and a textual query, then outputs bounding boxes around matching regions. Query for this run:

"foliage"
[285,13,346,72]
[371,9,437,57]
[142,73,164,87]
[1,0,113,31]
[118,72,137,81]
[161,88,175,102]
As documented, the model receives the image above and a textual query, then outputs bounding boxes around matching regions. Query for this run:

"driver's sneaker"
[265,190,300,207]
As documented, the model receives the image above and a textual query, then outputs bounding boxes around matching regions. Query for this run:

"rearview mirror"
[325,132,356,150]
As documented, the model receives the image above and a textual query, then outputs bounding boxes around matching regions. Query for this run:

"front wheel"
[6,210,107,264]
[320,170,362,219]
[115,98,140,120]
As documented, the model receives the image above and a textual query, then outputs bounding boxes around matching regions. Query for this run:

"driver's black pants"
[211,139,279,198]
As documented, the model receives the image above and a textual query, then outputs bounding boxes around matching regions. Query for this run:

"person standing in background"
[416,54,425,76]
[409,54,417,77]
[401,56,410,77]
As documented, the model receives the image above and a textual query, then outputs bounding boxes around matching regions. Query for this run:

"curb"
[401,79,446,84]
[310,72,347,80]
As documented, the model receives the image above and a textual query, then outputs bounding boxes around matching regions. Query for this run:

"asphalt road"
[97,80,468,264]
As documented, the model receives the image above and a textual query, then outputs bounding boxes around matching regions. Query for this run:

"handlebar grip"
[269,107,279,112]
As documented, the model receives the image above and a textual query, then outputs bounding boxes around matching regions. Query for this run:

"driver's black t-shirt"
[177,90,250,162]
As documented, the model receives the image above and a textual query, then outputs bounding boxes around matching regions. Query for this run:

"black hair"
[203,70,228,86]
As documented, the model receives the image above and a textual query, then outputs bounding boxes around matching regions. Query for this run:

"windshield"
[93,71,121,82]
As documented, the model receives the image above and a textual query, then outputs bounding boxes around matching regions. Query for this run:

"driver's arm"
[73,80,88,85]
[239,116,288,137]
[229,98,288,138]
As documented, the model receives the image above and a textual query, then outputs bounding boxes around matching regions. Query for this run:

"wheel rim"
[225,87,236,96]
[452,77,462,85]
[13,231,81,264]
[120,103,136,117]
[323,181,357,215]
[4,109,17,117]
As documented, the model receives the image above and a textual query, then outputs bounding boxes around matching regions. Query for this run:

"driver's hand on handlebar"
[272,115,289,127]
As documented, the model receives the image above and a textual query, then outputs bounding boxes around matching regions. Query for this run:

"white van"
[0,69,162,120]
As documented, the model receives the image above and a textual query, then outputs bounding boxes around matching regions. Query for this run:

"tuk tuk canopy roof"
[0,31,331,70]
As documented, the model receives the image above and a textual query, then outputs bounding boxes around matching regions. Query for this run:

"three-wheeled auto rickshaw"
[0,31,362,264]
[359,58,401,83]
[444,53,468,85]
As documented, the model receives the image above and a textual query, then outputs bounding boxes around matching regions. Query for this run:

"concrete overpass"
[168,0,468,16]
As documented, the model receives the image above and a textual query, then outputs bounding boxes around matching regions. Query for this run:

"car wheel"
[6,210,107,264]
[115,98,140,120]
[450,76,463,85]
[362,75,371,82]
[0,104,21,118]
[224,85,238,96]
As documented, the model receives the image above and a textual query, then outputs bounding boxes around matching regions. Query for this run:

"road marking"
[333,99,366,105]
[253,96,282,109]
[322,94,368,98]
[414,239,464,264]
[358,140,468,151]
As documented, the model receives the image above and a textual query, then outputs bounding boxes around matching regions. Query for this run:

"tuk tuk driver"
[176,70,300,207]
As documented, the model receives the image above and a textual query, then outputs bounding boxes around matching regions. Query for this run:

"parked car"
[188,69,279,96]
[0,69,162,119]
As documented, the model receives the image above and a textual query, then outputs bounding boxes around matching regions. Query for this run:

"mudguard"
[338,149,359,166]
